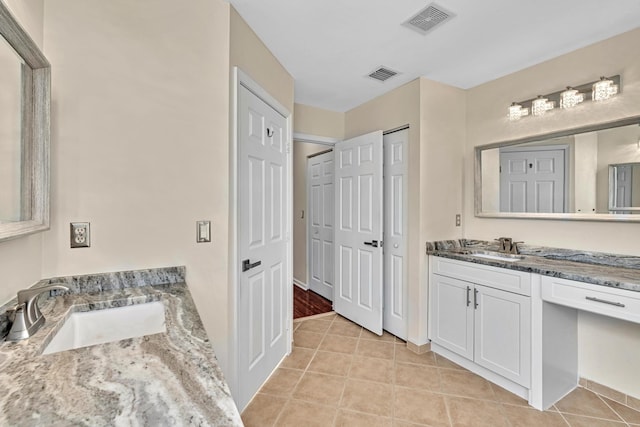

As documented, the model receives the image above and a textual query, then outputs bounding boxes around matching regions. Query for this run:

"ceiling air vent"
[367,66,399,82]
[403,3,455,35]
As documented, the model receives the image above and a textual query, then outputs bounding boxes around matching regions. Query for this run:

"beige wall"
[0,0,45,305]
[294,103,345,139]
[40,0,233,378]
[465,27,640,397]
[292,141,330,284]
[230,8,293,111]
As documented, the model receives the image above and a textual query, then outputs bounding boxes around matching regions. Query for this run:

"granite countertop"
[427,240,640,293]
[0,268,242,426]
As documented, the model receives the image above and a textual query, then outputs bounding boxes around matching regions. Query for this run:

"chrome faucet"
[6,284,69,341]
[495,237,523,254]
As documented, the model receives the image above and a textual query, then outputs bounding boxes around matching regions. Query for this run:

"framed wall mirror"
[475,116,640,222]
[0,4,50,241]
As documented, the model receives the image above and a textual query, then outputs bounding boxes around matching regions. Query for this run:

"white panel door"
[237,84,288,409]
[307,151,334,300]
[500,149,566,213]
[334,130,384,335]
[430,274,474,360]
[474,284,531,387]
[383,129,408,340]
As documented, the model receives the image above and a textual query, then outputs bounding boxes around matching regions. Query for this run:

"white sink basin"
[469,251,523,262]
[43,301,166,355]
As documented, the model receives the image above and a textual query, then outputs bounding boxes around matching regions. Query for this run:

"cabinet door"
[474,284,531,387]
[430,274,474,360]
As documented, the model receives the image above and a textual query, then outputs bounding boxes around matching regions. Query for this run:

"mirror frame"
[0,4,50,241]
[475,115,640,222]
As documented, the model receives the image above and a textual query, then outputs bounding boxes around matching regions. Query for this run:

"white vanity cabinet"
[429,257,531,387]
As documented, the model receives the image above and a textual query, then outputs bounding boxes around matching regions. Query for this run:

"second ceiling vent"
[403,2,455,35]
[367,66,399,82]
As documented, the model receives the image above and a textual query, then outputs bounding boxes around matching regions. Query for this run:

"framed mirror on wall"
[0,4,50,241]
[475,116,640,222]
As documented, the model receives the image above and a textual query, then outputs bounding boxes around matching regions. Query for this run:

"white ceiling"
[229,0,640,112]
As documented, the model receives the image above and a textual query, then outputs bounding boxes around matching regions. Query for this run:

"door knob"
[242,259,262,272]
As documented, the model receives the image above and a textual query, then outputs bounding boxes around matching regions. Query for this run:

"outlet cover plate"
[70,222,91,248]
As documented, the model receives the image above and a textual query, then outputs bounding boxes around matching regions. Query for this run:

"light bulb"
[531,96,554,116]
[560,87,584,109]
[508,102,529,121]
[592,77,618,101]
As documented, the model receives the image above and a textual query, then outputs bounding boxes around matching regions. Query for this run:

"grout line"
[596,392,631,425]
[555,409,572,426]
[332,314,354,427]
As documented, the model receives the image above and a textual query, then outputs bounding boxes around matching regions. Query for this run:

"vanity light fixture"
[560,87,584,109]
[592,76,619,101]
[508,75,621,121]
[531,96,555,116]
[508,102,529,121]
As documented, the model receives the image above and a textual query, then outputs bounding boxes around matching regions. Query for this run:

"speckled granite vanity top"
[0,267,242,426]
[427,239,640,292]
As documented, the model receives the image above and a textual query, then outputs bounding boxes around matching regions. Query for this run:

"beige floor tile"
[275,400,337,427]
[587,381,628,405]
[357,340,395,360]
[319,334,358,354]
[562,414,626,427]
[241,393,288,427]
[628,395,640,412]
[307,350,353,377]
[328,320,363,337]
[394,344,437,366]
[293,330,324,349]
[394,362,440,391]
[394,386,449,427]
[360,328,396,342]
[445,396,509,427]
[333,314,353,324]
[501,404,569,427]
[292,371,346,406]
[280,347,315,370]
[435,354,466,371]
[349,355,394,384]
[340,379,394,417]
[260,368,304,397]
[439,369,496,400]
[297,318,333,334]
[335,409,393,427]
[601,396,640,425]
[393,421,430,427]
[490,383,529,407]
[555,388,623,421]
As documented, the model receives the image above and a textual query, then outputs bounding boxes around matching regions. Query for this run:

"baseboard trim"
[293,279,308,290]
[406,341,431,355]
[580,377,640,411]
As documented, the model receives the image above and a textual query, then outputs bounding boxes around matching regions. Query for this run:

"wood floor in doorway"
[294,286,333,319]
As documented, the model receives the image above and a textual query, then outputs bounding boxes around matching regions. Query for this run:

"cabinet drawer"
[541,276,640,324]
[431,256,531,296]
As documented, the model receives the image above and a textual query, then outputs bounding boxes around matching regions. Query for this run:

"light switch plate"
[197,220,211,243]
[70,222,90,248]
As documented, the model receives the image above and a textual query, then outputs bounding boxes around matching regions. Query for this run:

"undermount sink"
[469,249,523,262]
[452,249,524,262]
[43,301,166,355]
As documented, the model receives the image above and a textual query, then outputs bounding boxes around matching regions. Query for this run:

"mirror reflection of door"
[609,163,640,214]
[499,146,568,213]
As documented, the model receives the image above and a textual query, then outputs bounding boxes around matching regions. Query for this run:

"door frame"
[230,67,293,409]
[291,133,338,294]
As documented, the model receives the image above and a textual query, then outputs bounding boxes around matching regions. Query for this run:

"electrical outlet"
[70,222,91,248]
[455,214,461,227]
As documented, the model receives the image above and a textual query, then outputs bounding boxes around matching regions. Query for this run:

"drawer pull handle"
[466,286,471,307]
[585,296,625,308]
[474,288,479,309]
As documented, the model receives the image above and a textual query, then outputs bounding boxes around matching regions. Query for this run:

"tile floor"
[241,313,640,427]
